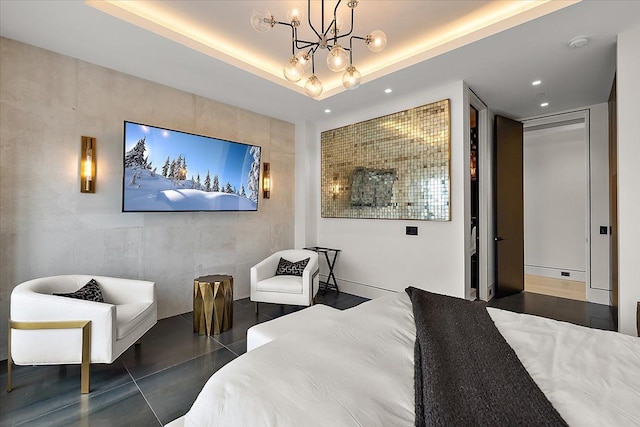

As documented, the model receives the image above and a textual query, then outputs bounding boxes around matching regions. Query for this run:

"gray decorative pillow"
[275,257,310,277]
[54,278,104,303]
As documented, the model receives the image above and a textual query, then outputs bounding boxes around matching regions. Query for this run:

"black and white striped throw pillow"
[54,278,105,303]
[275,257,310,277]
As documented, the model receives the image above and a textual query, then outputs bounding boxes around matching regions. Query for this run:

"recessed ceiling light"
[532,80,541,86]
[324,109,331,113]
[384,88,392,94]
[540,102,549,107]
[568,35,589,49]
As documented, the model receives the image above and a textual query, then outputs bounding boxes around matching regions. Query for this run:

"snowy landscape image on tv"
[123,121,261,212]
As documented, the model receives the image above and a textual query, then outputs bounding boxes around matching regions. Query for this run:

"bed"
[168,289,640,426]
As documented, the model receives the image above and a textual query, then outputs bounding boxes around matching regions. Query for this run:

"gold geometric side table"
[193,275,234,336]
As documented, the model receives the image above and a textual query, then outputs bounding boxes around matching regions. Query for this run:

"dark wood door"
[609,77,618,316]
[494,115,524,297]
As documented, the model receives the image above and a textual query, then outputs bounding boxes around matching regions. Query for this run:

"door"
[494,115,524,297]
[609,77,618,313]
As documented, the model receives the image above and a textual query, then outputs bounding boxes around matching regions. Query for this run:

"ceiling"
[1,1,639,124]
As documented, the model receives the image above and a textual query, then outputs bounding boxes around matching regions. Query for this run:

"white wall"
[524,123,587,280]
[589,103,611,295]
[0,38,296,358]
[294,122,318,249]
[296,82,466,299]
[616,28,640,336]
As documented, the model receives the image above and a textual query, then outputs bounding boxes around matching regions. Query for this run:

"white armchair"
[8,275,157,393]
[250,249,319,313]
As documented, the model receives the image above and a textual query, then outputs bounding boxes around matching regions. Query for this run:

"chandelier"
[250,0,387,98]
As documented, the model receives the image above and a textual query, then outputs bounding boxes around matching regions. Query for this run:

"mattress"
[177,292,640,426]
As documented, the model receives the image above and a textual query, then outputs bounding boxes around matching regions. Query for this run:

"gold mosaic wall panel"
[321,99,450,221]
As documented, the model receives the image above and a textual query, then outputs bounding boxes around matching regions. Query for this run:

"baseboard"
[586,287,611,305]
[319,275,396,299]
[525,265,586,282]
[486,282,495,301]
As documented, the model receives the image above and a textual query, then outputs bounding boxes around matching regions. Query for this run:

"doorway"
[466,89,490,302]
[522,112,590,301]
[470,106,479,300]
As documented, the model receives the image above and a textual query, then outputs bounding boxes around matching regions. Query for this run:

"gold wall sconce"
[263,162,271,199]
[80,136,96,193]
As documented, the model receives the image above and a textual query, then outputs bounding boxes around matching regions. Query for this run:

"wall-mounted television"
[122,121,261,212]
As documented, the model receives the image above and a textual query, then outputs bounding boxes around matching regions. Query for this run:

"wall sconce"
[263,162,271,199]
[80,136,96,193]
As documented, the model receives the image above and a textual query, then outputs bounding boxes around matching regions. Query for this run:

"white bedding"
[181,293,640,427]
[488,307,640,426]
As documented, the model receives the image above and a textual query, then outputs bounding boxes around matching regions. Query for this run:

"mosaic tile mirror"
[321,99,450,221]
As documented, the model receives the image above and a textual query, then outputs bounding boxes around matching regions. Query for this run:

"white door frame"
[464,86,490,301]
[521,110,591,296]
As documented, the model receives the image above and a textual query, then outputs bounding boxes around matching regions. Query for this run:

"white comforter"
[182,293,640,427]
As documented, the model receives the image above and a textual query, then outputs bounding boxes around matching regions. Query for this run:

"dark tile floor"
[0,290,615,426]
[0,291,368,427]
[488,291,617,331]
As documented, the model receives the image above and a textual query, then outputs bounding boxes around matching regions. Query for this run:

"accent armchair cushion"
[251,249,319,307]
[53,278,104,302]
[275,257,310,277]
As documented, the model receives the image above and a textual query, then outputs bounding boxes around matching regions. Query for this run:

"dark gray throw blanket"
[405,287,568,427]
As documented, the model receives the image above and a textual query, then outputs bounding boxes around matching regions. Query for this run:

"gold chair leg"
[7,322,12,393]
[8,320,92,394]
[80,321,91,394]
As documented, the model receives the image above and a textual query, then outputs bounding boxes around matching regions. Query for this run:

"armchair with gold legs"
[7,275,156,393]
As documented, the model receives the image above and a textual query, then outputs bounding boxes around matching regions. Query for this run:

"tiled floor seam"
[12,380,137,427]
[126,364,163,426]
[123,345,236,382]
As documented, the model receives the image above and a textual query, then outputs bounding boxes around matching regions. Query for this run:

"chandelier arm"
[348,35,366,63]
[324,19,336,38]
[307,0,322,41]
[326,31,352,43]
[290,26,296,55]
[272,20,293,28]
[348,36,354,64]
[340,5,356,39]
[324,8,355,41]
[322,0,325,34]
[331,0,341,43]
[295,40,320,50]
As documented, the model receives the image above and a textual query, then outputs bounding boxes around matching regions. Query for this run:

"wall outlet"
[600,226,608,235]
[561,271,570,277]
[406,226,418,236]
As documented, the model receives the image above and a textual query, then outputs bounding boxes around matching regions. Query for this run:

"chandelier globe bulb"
[283,56,304,82]
[305,75,323,98]
[342,65,361,90]
[366,30,387,53]
[250,9,274,33]
[286,8,302,26]
[295,51,312,71]
[330,15,344,35]
[326,45,349,72]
